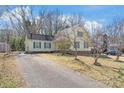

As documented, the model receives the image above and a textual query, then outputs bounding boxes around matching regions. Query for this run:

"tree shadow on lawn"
[72,58,124,87]
[114,60,124,63]
[72,58,94,70]
[100,55,124,66]
[75,58,124,72]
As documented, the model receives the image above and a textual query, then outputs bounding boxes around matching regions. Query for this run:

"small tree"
[54,37,71,55]
[9,37,16,51]
[106,19,124,61]
[9,37,24,51]
[91,32,104,66]
[89,24,105,66]
[65,14,85,60]
[102,34,108,53]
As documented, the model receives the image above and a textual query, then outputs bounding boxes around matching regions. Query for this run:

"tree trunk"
[74,48,78,60]
[93,53,101,66]
[94,57,98,65]
[75,52,78,60]
[115,50,120,61]
[116,54,120,61]
[61,50,65,56]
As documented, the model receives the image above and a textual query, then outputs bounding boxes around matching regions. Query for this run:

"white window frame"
[44,42,51,49]
[33,41,41,48]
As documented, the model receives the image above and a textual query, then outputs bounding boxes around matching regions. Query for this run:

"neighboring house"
[0,42,10,53]
[25,25,91,54]
[108,43,124,53]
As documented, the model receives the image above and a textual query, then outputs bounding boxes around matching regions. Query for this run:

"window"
[84,41,89,48]
[74,42,80,48]
[44,42,51,48]
[77,31,83,37]
[33,41,41,48]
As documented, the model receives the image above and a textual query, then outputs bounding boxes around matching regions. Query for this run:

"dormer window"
[77,31,83,37]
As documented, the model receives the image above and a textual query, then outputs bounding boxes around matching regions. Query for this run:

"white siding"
[25,39,55,52]
[55,25,91,52]
[25,26,91,52]
[69,40,91,51]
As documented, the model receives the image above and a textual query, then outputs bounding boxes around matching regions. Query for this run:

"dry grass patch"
[38,53,124,88]
[0,53,26,88]
[108,55,124,61]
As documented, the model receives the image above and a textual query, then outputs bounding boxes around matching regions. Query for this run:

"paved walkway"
[16,53,108,88]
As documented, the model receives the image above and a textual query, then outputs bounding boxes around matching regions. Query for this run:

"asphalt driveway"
[16,53,108,88]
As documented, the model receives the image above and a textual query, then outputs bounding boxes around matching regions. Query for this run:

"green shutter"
[78,42,80,48]
[39,42,41,48]
[44,42,46,48]
[84,42,89,48]
[33,42,35,48]
[49,43,51,48]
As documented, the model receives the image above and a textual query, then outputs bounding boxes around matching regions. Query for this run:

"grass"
[0,53,26,88]
[38,53,124,88]
[100,54,111,59]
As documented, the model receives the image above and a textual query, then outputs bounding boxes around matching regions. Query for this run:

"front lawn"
[38,53,124,88]
[0,53,26,88]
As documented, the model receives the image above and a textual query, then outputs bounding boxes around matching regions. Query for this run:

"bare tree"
[106,19,124,61]
[52,9,67,35]
[37,9,67,36]
[34,8,46,34]
[8,6,33,35]
[70,15,85,60]
[0,6,12,54]
[87,22,107,66]
[63,14,85,60]
[54,14,86,59]
[3,6,37,51]
[4,6,68,36]
[2,6,69,51]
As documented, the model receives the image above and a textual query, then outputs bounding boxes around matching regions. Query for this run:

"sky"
[32,5,124,25]
[0,5,124,28]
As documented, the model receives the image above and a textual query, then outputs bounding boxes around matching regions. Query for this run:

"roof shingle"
[27,33,54,41]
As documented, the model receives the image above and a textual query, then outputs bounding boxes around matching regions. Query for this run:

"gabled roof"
[54,25,89,40]
[27,25,87,41]
[27,33,54,41]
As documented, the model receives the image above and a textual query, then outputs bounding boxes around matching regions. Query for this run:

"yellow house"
[25,25,91,53]
[55,25,91,52]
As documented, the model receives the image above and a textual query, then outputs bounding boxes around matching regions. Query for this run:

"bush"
[54,38,71,55]
[9,37,25,51]
[121,48,124,53]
